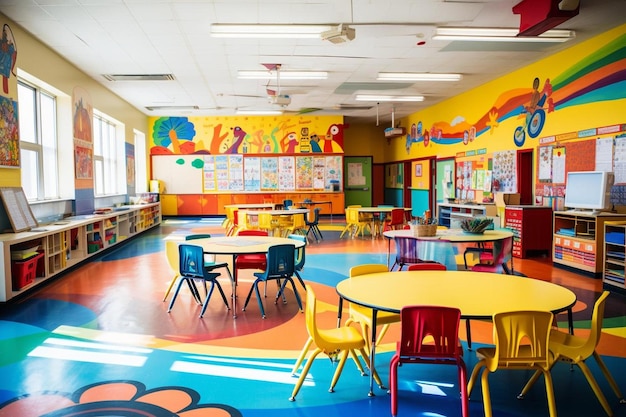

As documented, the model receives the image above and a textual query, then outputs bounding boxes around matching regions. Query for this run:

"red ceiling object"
[512,0,580,36]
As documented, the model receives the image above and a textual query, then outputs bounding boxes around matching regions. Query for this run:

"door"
[344,156,372,207]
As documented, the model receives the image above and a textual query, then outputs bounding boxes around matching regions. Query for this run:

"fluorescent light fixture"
[377,73,462,82]
[355,95,424,102]
[433,27,575,42]
[238,70,328,80]
[236,109,284,115]
[210,24,331,39]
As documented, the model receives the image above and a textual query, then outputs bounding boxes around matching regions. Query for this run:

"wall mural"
[404,32,626,151]
[149,115,345,156]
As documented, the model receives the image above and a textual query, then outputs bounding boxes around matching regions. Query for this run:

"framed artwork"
[415,163,423,177]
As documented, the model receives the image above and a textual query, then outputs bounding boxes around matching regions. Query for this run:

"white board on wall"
[151,155,204,194]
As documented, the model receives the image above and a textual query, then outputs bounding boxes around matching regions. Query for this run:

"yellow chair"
[162,239,193,302]
[467,310,556,417]
[282,213,307,237]
[518,291,625,416]
[289,285,381,401]
[340,207,370,238]
[257,212,279,236]
[344,264,400,355]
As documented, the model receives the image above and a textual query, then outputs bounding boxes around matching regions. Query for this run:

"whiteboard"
[151,155,204,194]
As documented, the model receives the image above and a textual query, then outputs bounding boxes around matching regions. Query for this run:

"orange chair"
[389,306,469,417]
[289,285,381,401]
[518,291,625,416]
[467,310,556,417]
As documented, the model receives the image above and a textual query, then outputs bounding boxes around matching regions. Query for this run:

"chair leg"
[480,368,494,417]
[458,360,470,417]
[167,277,186,312]
[289,348,322,401]
[577,359,615,416]
[466,319,472,350]
[358,347,383,388]
[390,356,400,416]
[328,349,350,392]
[518,369,542,399]
[467,361,485,396]
[593,351,626,402]
[291,336,313,375]
[199,282,216,318]
[542,369,558,417]
[294,270,307,292]
[162,273,179,302]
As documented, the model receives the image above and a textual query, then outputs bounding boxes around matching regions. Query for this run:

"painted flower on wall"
[152,117,197,155]
[0,380,242,417]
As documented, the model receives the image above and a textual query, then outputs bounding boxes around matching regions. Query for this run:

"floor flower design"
[0,380,242,417]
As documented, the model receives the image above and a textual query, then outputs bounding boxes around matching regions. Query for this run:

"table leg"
[568,308,574,335]
[231,254,238,318]
[368,309,378,396]
[336,295,344,328]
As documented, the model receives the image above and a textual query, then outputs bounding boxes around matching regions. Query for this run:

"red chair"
[383,208,405,232]
[407,262,447,271]
[389,305,469,417]
[471,236,513,274]
[234,230,268,283]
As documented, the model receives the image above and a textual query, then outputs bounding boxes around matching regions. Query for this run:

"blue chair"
[185,234,234,300]
[288,234,307,291]
[305,207,323,242]
[242,244,303,318]
[168,244,230,318]
[283,199,293,209]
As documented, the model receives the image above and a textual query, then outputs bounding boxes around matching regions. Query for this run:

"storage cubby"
[603,221,626,292]
[552,211,626,276]
[437,202,497,228]
[0,203,161,302]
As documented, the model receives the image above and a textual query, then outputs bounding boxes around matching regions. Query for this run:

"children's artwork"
[72,86,93,143]
[0,95,19,167]
[75,146,93,179]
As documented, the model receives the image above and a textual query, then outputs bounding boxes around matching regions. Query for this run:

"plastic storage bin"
[12,252,44,290]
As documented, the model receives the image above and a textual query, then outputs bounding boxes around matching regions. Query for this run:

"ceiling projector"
[321,24,355,44]
[269,94,291,106]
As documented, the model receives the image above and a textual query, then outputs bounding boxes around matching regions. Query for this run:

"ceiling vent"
[103,74,175,81]
[145,105,199,111]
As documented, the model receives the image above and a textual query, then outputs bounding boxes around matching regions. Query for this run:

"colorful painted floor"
[1,217,625,417]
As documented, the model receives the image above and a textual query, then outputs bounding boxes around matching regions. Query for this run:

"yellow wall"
[342,122,387,163]
[388,23,626,162]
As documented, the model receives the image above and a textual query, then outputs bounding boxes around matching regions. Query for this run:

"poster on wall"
[215,155,229,191]
[278,156,295,191]
[75,146,93,179]
[296,156,313,190]
[347,162,365,186]
[492,150,517,193]
[261,157,278,190]
[596,137,614,172]
[614,137,626,183]
[228,154,244,191]
[203,155,216,192]
[0,95,19,167]
[244,157,261,191]
[313,156,325,190]
[552,146,566,184]
[537,146,553,182]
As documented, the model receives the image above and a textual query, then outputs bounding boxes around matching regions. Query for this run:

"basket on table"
[414,223,438,237]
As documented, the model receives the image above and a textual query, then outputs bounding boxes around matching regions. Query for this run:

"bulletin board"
[151,155,204,194]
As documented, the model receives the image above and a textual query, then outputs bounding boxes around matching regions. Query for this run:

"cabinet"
[437,203,497,228]
[552,211,626,276]
[603,221,626,292]
[0,203,161,302]
[505,206,553,258]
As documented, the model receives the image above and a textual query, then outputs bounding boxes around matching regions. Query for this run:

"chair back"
[165,240,180,273]
[178,244,207,279]
[580,291,610,359]
[238,229,268,237]
[389,208,405,226]
[288,234,306,270]
[307,207,320,225]
[283,199,293,209]
[185,234,211,240]
[350,263,388,277]
[262,244,296,279]
[493,236,513,272]
[490,310,553,372]
[257,212,276,233]
[291,213,306,229]
[397,305,462,360]
[407,262,447,271]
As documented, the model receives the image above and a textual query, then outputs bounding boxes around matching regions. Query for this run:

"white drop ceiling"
[0,0,624,123]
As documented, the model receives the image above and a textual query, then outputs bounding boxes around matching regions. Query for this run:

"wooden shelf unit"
[603,221,626,292]
[437,202,497,228]
[0,203,161,302]
[552,211,626,276]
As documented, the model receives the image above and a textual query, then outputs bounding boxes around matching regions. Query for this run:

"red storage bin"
[12,252,44,290]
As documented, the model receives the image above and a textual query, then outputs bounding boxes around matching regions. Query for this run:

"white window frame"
[93,110,125,197]
[134,129,147,193]
[17,78,60,202]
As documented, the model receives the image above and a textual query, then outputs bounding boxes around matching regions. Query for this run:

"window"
[93,112,124,196]
[18,80,59,201]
